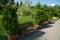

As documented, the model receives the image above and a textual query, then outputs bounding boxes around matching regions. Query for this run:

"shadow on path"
[18,31,45,40]
[41,24,53,29]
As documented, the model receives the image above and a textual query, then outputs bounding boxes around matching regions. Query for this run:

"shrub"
[2,5,18,35]
[34,9,51,25]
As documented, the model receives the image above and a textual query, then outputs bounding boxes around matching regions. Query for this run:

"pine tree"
[0,0,9,10]
[2,5,18,35]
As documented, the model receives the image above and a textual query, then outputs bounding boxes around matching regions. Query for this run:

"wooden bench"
[18,22,36,37]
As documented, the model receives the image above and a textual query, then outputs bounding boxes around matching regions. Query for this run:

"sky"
[14,0,60,6]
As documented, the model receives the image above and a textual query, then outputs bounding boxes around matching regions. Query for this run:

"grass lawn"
[18,16,34,24]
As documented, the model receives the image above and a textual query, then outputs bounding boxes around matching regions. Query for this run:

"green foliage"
[49,6,60,18]
[0,0,9,10]
[0,15,3,31]
[0,0,8,5]
[2,5,18,35]
[35,2,41,9]
[10,0,14,5]
[0,35,7,40]
[0,1,60,40]
[20,1,23,6]
[0,15,7,40]
[18,16,34,24]
[34,9,51,25]
[17,1,33,24]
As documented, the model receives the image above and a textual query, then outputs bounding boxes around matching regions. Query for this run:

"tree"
[16,2,19,6]
[42,4,49,12]
[2,5,18,35]
[0,0,15,15]
[20,1,23,6]
[0,0,9,10]
[17,0,32,16]
[35,2,41,9]
[34,9,51,25]
[17,1,53,25]
[9,0,14,5]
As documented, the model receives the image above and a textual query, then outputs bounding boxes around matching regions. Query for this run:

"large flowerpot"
[8,34,18,40]
[34,25,40,30]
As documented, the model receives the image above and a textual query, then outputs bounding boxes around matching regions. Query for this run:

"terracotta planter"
[34,25,40,30]
[7,34,18,40]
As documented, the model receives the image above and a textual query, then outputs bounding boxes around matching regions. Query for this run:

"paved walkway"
[19,19,60,40]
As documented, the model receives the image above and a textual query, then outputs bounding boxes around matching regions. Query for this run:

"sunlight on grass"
[18,16,34,24]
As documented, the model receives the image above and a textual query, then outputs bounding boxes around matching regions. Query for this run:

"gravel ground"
[19,19,60,40]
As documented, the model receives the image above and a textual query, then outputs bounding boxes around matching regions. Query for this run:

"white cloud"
[50,4,56,7]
